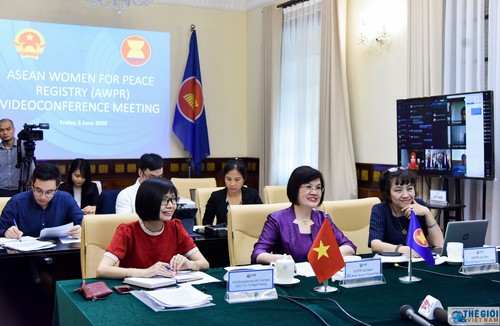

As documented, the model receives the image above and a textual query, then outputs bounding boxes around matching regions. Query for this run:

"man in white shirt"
[115,153,194,213]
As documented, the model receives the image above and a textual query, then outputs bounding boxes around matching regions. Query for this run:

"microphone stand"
[313,279,338,293]
[399,247,422,284]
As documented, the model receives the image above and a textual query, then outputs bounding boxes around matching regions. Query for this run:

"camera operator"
[0,119,23,197]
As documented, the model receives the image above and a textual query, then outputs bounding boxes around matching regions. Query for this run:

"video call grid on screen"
[396,90,494,180]
[0,18,171,160]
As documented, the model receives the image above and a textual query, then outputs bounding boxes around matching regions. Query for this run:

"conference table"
[54,256,500,325]
[0,238,82,282]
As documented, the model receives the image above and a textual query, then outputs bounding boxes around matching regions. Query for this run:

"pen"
[11,218,21,241]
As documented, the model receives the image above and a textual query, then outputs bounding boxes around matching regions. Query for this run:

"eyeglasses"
[387,166,408,173]
[161,196,180,206]
[300,184,324,193]
[33,187,57,197]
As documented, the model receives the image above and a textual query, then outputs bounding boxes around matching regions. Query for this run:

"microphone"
[418,295,449,325]
[400,305,434,326]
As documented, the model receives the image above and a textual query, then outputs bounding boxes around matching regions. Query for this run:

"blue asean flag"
[172,30,210,174]
[406,210,435,267]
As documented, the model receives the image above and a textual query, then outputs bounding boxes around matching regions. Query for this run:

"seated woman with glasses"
[251,166,356,264]
[202,158,262,226]
[97,178,209,279]
[368,167,444,257]
[59,158,99,215]
[0,163,83,238]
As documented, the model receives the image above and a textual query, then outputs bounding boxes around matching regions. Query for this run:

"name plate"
[227,268,274,293]
[344,258,382,280]
[430,189,447,202]
[463,246,498,267]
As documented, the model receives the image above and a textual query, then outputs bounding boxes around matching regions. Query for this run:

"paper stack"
[1,238,56,251]
[133,284,213,311]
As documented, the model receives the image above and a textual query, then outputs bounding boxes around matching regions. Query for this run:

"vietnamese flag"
[406,210,435,267]
[307,218,345,283]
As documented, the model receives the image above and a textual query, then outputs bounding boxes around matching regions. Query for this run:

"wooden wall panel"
[46,157,260,191]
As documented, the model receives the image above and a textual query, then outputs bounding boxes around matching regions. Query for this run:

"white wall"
[346,0,408,165]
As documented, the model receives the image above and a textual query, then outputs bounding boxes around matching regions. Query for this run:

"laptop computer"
[440,220,488,256]
[174,208,201,238]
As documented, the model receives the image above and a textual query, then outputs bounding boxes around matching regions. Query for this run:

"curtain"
[443,0,500,245]
[269,0,322,185]
[487,0,500,246]
[407,0,444,205]
[261,5,283,192]
[318,0,357,200]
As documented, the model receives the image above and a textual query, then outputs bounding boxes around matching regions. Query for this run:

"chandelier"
[89,0,153,13]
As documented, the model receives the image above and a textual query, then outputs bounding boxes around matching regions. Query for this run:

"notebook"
[441,220,488,256]
[124,272,203,289]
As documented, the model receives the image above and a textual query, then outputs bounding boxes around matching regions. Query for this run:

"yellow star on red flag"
[312,240,330,260]
[307,217,345,283]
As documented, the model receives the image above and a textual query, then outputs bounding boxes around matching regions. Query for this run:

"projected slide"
[0,18,170,159]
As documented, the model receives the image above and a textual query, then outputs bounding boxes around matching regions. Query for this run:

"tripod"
[17,139,37,193]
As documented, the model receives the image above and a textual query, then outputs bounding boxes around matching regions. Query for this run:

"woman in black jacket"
[59,158,99,215]
[202,159,262,226]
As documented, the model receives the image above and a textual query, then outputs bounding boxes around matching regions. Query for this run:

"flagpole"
[399,247,422,284]
[187,155,192,178]
[313,279,338,293]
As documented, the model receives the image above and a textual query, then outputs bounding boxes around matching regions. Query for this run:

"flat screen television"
[397,90,494,180]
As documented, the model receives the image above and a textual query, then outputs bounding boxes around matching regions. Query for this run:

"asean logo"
[177,77,204,122]
[121,35,151,67]
[14,29,46,59]
[412,228,429,247]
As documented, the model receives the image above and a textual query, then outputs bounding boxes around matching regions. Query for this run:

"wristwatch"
[395,244,403,252]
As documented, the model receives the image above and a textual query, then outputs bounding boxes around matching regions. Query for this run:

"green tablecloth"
[54,261,500,326]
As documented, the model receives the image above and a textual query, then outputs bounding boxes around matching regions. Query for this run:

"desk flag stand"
[313,279,338,293]
[398,248,422,284]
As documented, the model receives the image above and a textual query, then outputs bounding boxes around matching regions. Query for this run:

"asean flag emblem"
[121,35,151,67]
[177,77,204,122]
[412,228,429,247]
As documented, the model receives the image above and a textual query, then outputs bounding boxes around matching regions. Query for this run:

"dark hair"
[222,159,247,180]
[136,178,178,221]
[379,167,417,202]
[31,163,61,185]
[138,153,163,171]
[286,166,325,206]
[0,118,14,126]
[66,158,94,198]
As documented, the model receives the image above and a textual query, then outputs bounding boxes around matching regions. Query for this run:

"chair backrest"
[194,187,224,225]
[80,213,139,278]
[320,197,381,254]
[95,190,121,214]
[92,181,103,194]
[262,185,288,204]
[0,197,11,214]
[227,202,290,266]
[170,177,217,199]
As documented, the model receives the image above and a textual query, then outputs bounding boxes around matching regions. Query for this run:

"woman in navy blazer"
[202,159,262,226]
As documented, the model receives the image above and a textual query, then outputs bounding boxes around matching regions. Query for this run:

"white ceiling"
[154,0,278,12]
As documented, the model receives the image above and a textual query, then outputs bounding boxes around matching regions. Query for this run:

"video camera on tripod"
[16,123,50,192]
[17,123,49,142]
